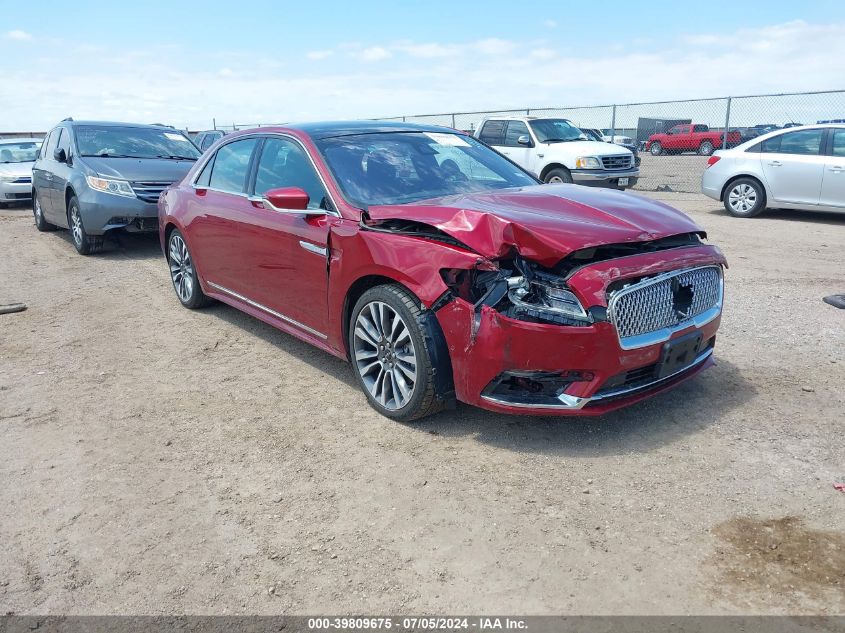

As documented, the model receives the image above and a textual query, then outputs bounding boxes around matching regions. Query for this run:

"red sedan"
[158,122,726,421]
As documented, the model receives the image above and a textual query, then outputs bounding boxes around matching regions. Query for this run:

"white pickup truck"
[474,117,639,189]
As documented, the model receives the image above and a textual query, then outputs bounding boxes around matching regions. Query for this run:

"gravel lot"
[634,153,711,193]
[1,192,843,615]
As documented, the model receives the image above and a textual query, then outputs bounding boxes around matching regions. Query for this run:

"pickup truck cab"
[646,124,741,156]
[475,117,639,189]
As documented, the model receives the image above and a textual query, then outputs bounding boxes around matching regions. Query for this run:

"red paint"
[646,124,741,153]
[159,124,727,417]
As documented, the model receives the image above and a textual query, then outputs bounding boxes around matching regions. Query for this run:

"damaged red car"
[159,122,726,421]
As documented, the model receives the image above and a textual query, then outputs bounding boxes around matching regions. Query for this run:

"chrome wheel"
[169,233,194,303]
[728,183,758,214]
[34,198,42,223]
[548,176,564,184]
[70,205,83,245]
[353,301,417,410]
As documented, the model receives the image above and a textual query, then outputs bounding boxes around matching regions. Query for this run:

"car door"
[820,128,845,208]
[187,137,260,291]
[49,127,73,219]
[759,128,826,205]
[664,125,685,150]
[235,135,332,336]
[32,129,55,218]
[501,120,535,173]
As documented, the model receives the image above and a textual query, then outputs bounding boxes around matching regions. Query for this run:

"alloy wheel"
[353,301,418,410]
[34,199,43,223]
[728,183,757,214]
[548,176,564,184]
[169,233,194,303]
[70,205,83,245]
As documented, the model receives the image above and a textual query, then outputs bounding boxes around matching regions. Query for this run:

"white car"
[0,137,42,207]
[702,124,845,217]
[474,117,639,189]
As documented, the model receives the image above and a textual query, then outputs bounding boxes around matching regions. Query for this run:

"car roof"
[257,120,463,140]
[63,120,180,130]
[728,123,845,151]
[0,137,42,144]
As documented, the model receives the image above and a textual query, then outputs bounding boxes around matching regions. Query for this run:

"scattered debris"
[801,386,815,393]
[0,303,27,315]
[823,294,845,309]
[834,483,845,493]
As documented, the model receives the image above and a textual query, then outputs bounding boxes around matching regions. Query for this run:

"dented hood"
[367,184,704,266]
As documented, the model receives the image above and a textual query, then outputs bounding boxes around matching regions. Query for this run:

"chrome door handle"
[767,160,782,167]
[830,166,845,173]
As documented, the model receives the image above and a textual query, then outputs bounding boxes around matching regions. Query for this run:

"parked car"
[701,124,845,217]
[0,138,42,207]
[599,129,641,166]
[160,121,725,421]
[475,117,639,189]
[32,119,200,254]
[193,129,227,151]
[646,124,742,156]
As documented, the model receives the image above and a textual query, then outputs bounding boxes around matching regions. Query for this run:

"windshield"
[316,131,538,206]
[529,119,587,143]
[0,141,42,163]
[76,126,200,160]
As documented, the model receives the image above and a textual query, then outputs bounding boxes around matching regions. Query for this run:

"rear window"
[478,120,506,145]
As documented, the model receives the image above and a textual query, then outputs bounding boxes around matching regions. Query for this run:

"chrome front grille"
[601,154,632,170]
[130,181,172,203]
[608,266,723,349]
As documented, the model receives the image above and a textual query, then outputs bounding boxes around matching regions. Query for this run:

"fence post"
[610,104,617,138]
[723,97,732,150]
[526,109,530,115]
[213,118,217,131]
[402,116,406,122]
[451,113,456,128]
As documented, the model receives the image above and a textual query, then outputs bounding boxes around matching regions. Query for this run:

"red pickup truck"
[646,124,741,156]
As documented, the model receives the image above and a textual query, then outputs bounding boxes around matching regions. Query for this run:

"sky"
[2,0,845,131]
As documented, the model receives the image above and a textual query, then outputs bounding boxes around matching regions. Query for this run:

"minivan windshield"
[316,131,538,206]
[0,141,42,163]
[76,126,200,160]
[529,119,588,143]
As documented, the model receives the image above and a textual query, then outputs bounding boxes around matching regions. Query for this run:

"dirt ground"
[1,192,843,616]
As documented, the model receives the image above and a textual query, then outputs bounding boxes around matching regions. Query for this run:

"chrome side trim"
[607,265,724,350]
[206,281,327,339]
[480,347,713,411]
[299,240,328,257]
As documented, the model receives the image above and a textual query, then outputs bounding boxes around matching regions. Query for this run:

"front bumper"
[435,245,726,416]
[0,180,33,202]
[77,188,159,235]
[571,168,640,188]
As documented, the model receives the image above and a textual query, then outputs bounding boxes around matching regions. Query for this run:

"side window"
[40,131,54,159]
[693,124,708,133]
[668,126,682,135]
[253,137,328,210]
[201,135,216,151]
[56,128,71,155]
[503,121,530,147]
[208,138,258,193]
[832,129,845,157]
[479,120,506,145]
[44,128,61,159]
[195,156,215,187]
[763,129,823,155]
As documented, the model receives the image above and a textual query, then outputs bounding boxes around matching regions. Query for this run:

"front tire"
[68,196,103,255]
[349,284,444,422]
[724,178,766,218]
[167,229,211,309]
[33,194,56,231]
[698,141,715,156]
[650,142,663,156]
[543,167,573,184]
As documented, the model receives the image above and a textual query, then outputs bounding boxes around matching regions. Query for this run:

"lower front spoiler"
[479,347,714,416]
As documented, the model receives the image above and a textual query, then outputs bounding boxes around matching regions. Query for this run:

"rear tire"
[543,167,573,184]
[167,229,211,309]
[698,141,715,156]
[68,195,103,255]
[649,142,663,156]
[723,177,766,218]
[349,284,445,422]
[33,194,57,231]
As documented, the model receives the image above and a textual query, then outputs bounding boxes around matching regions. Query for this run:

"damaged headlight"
[507,274,591,325]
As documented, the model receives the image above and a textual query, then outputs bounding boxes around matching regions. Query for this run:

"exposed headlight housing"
[508,275,591,325]
[575,156,602,169]
[86,176,135,198]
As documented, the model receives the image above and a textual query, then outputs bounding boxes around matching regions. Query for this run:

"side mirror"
[517,135,532,147]
[53,148,67,163]
[256,187,325,215]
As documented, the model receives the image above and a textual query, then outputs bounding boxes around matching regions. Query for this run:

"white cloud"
[5,29,33,41]
[396,42,458,58]
[360,46,391,62]
[530,48,556,60]
[218,67,234,77]
[544,19,557,29]
[473,38,516,55]
[306,50,334,60]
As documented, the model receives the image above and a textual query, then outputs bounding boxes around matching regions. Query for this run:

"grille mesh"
[610,267,722,340]
[130,181,172,203]
[601,155,632,170]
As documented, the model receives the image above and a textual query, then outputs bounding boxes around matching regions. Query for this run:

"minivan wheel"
[33,195,56,231]
[168,229,211,309]
[67,196,103,255]
[544,167,573,184]
[698,141,715,156]
[724,178,766,218]
[349,284,444,422]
